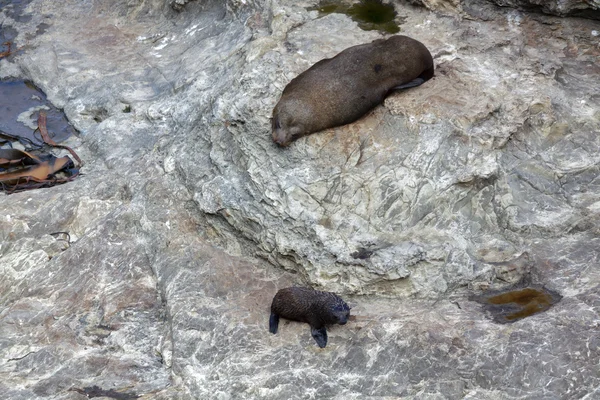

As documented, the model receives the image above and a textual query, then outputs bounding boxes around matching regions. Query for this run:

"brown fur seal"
[272,35,434,146]
[269,287,351,348]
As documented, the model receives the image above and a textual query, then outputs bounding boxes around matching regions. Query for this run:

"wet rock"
[489,0,600,19]
[406,0,600,19]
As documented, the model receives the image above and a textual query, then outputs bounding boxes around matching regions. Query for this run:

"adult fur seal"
[272,35,434,146]
[269,287,351,348]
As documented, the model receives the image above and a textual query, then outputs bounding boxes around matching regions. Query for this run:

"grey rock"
[1,0,599,398]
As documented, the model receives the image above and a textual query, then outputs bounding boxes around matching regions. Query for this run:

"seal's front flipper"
[392,77,425,90]
[311,327,328,348]
[269,313,279,334]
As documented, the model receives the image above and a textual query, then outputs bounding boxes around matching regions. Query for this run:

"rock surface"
[1,0,599,398]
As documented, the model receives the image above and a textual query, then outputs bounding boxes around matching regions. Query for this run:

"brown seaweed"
[0,112,81,193]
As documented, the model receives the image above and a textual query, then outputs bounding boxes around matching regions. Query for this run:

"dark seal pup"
[272,35,434,146]
[269,287,351,348]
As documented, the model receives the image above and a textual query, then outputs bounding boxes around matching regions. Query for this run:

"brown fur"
[272,35,434,146]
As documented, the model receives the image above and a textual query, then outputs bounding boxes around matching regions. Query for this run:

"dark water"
[0,80,77,147]
[472,286,562,323]
[308,0,401,34]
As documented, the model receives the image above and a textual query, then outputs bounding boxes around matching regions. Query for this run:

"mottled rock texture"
[1,0,599,398]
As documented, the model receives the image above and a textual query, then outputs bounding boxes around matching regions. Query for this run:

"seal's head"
[272,110,303,147]
[330,299,351,325]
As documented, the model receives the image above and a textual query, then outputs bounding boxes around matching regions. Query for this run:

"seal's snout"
[337,313,349,325]
[272,116,291,146]
[273,131,289,147]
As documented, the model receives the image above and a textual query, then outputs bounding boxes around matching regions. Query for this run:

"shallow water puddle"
[0,79,77,147]
[472,286,562,323]
[1,1,81,192]
[0,80,80,192]
[308,0,401,34]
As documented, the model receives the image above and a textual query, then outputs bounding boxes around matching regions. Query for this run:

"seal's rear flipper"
[311,327,328,348]
[392,77,425,90]
[269,313,279,334]
[391,63,434,91]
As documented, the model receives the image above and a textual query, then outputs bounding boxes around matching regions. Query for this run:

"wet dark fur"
[269,287,351,348]
[272,35,434,146]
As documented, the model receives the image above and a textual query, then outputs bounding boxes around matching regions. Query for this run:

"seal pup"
[272,35,434,146]
[269,287,351,348]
